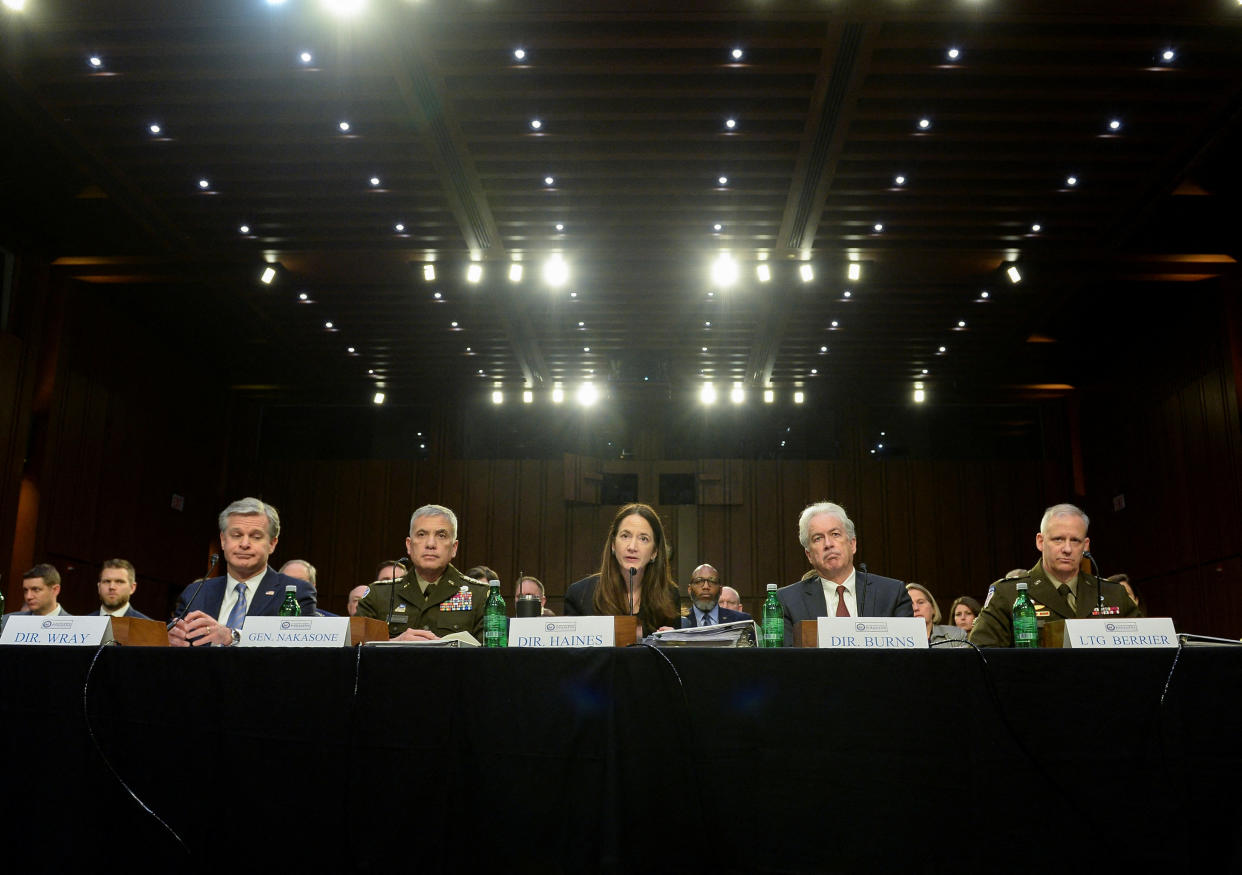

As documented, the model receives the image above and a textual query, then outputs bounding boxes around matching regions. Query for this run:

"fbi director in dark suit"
[168,497,316,646]
[777,501,912,645]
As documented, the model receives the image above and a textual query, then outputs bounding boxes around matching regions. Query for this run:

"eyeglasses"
[691,577,719,585]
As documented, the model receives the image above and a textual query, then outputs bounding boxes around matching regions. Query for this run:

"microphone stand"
[1083,551,1106,613]
[386,556,410,630]
[167,552,219,630]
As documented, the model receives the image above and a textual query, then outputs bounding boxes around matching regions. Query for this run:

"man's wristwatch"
[228,627,240,646]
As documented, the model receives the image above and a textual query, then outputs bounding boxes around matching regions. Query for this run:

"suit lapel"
[1029,574,1073,620]
[801,578,827,619]
[247,569,283,616]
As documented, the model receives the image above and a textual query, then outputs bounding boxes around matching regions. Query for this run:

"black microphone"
[386,556,410,630]
[858,562,870,614]
[1083,551,1105,612]
[167,552,219,630]
[628,567,637,616]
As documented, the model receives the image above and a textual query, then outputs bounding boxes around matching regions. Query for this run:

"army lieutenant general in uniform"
[971,502,1141,647]
[355,504,488,642]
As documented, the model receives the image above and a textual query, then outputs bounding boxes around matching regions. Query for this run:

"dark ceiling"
[3,0,1241,417]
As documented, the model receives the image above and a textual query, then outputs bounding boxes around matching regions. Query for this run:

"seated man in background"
[971,503,1141,647]
[93,558,151,620]
[718,585,745,614]
[682,564,751,627]
[6,564,71,619]
[515,574,556,616]
[280,558,337,616]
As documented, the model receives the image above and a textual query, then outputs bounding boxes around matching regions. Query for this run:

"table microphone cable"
[82,640,190,856]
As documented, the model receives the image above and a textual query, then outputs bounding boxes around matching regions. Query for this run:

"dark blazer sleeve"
[175,577,224,619]
[563,575,598,616]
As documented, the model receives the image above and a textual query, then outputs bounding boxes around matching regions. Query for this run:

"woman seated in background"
[949,595,982,633]
[906,583,967,644]
[564,503,680,636]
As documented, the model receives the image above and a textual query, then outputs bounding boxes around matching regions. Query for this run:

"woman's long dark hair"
[592,503,677,629]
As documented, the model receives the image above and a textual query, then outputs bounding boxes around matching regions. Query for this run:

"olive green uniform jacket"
[969,560,1142,647]
[355,563,489,641]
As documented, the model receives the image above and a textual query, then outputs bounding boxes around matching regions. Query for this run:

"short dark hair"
[464,565,498,582]
[515,575,545,598]
[101,558,136,583]
[24,563,61,588]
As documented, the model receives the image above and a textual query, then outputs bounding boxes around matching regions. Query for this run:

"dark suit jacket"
[969,561,1142,647]
[174,569,317,624]
[564,574,680,633]
[316,608,340,617]
[776,569,912,646]
[93,605,153,621]
[681,606,753,628]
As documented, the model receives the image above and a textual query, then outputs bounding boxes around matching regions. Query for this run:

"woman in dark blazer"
[564,503,680,637]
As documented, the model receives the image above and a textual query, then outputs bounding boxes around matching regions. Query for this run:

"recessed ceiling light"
[705,321,711,327]
[731,47,744,61]
[530,119,542,130]
[810,369,818,376]
[325,321,334,329]
[794,391,804,405]
[718,176,728,185]
[1108,119,1122,131]
[451,321,459,328]
[373,392,385,405]
[947,47,960,60]
[1031,223,1041,232]
[756,264,771,283]
[701,346,708,353]
[369,176,380,187]
[980,290,990,299]
[239,224,250,234]
[298,292,308,301]
[922,369,928,375]
[578,321,585,327]
[894,175,906,186]
[820,346,828,353]
[710,252,738,287]
[725,118,737,130]
[583,346,590,352]
[958,320,967,328]
[508,263,523,282]
[467,264,483,283]
[347,346,356,354]
[148,123,162,135]
[555,223,564,231]
[843,290,852,298]
[1007,265,1022,284]
[433,292,442,300]
[87,55,103,69]
[394,222,405,232]
[799,264,814,283]
[198,178,210,189]
[713,223,723,232]
[514,48,527,61]
[543,253,569,287]
[544,175,555,186]
[831,320,839,328]
[3,0,27,10]
[1066,175,1078,187]
[423,264,435,281]
[299,51,313,64]
[570,292,578,298]
[321,0,366,18]
[938,345,947,353]
[917,118,931,130]
[1161,49,1175,62]
[873,223,884,232]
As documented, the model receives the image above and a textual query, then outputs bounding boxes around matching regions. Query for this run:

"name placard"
[1062,618,1177,649]
[815,617,928,649]
[509,616,616,648]
[237,616,351,647]
[0,615,114,647]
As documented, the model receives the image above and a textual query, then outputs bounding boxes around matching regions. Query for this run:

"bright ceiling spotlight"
[710,253,739,288]
[87,55,103,68]
[530,119,542,130]
[338,121,351,133]
[917,118,931,130]
[947,47,960,60]
[577,382,599,407]
[730,383,745,404]
[543,253,569,287]
[731,48,744,60]
[259,266,277,284]
[394,222,405,232]
[299,51,313,64]
[4,0,29,10]
[508,263,523,283]
[756,264,771,283]
[763,389,775,404]
[913,382,926,404]
[523,389,534,404]
[799,264,814,283]
[372,392,385,405]
[551,385,564,404]
[847,262,861,282]
[321,0,366,18]
[491,389,503,405]
[423,264,435,282]
[148,123,162,135]
[514,48,526,61]
[1006,265,1022,284]
[700,382,717,405]
[467,263,483,284]
[793,391,805,405]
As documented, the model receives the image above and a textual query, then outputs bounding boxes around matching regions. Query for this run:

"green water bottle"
[1012,581,1037,648]
[279,584,301,617]
[761,583,783,648]
[484,580,507,647]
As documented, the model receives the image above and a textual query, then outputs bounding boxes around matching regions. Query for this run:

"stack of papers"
[649,620,758,648]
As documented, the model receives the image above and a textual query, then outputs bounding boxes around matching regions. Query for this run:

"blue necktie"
[701,613,712,626]
[225,582,248,631]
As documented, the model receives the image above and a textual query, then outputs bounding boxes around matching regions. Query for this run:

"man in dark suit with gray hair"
[777,501,912,645]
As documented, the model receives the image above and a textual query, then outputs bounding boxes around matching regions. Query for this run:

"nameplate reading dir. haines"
[509,616,616,648]
[815,617,928,649]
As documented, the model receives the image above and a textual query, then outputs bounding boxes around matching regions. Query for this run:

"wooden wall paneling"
[958,465,995,601]
[881,460,914,581]
[0,333,32,599]
[857,461,888,574]
[908,463,941,591]
[537,461,567,598]
[487,459,519,581]
[1197,556,1242,639]
[779,460,811,583]
[1191,368,1242,562]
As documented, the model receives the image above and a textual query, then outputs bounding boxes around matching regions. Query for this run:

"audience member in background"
[718,585,744,614]
[347,584,369,616]
[280,558,337,616]
[515,574,555,616]
[682,563,752,627]
[93,559,151,619]
[464,565,499,584]
[907,582,966,645]
[564,503,679,637]
[375,560,405,582]
[7,564,70,618]
[1107,573,1143,613]
[948,595,981,634]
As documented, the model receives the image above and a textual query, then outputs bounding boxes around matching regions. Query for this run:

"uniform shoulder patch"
[983,584,996,608]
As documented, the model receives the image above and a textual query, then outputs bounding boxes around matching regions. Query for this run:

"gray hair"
[516,574,545,598]
[409,504,458,541]
[798,501,856,548]
[280,559,317,586]
[1039,503,1089,535]
[219,497,281,539]
[905,582,942,625]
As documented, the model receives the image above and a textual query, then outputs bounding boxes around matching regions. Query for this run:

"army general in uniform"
[355,503,488,642]
[971,502,1141,647]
